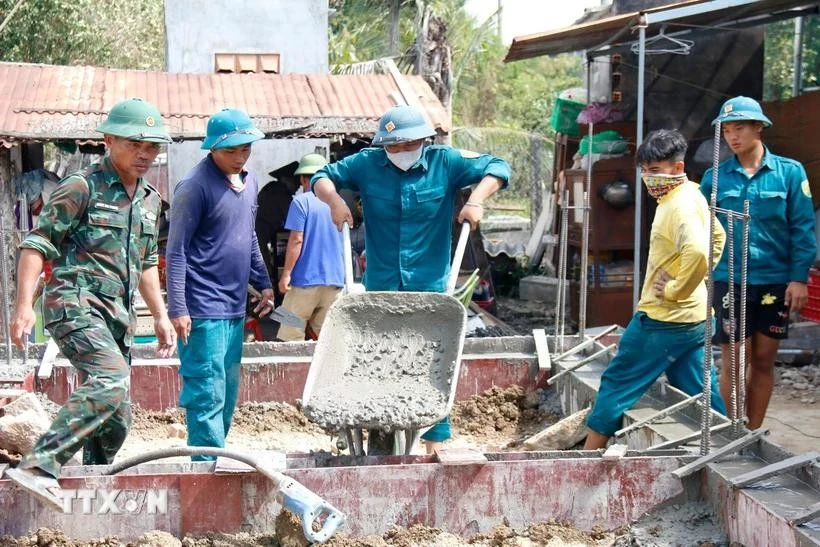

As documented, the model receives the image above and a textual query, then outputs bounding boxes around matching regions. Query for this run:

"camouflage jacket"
[20,157,162,346]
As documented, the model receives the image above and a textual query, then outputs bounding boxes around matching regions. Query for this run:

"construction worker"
[312,105,510,454]
[7,98,176,509]
[277,153,344,341]
[701,96,816,430]
[584,129,727,450]
[165,108,274,460]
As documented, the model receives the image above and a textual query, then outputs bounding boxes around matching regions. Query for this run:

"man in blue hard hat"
[165,108,274,460]
[701,96,816,430]
[312,105,511,454]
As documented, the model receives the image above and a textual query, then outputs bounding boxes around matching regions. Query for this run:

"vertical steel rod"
[727,207,739,437]
[579,119,593,340]
[554,190,570,353]
[701,120,721,455]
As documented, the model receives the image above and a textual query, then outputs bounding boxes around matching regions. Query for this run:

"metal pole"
[0,217,13,365]
[633,20,646,309]
[738,200,750,428]
[579,188,591,339]
[793,16,805,97]
[554,190,570,353]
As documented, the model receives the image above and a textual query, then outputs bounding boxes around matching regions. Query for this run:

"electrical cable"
[765,415,820,440]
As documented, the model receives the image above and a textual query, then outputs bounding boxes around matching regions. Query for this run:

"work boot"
[4,466,64,511]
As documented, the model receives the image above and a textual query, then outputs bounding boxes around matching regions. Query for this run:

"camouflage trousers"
[19,319,131,478]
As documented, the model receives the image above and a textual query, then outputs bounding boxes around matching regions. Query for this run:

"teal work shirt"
[312,145,511,292]
[700,148,816,284]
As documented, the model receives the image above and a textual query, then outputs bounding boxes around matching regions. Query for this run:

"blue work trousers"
[587,312,726,437]
[177,318,244,461]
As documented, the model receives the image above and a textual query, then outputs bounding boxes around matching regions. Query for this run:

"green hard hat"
[294,153,328,176]
[96,98,172,143]
[712,96,772,127]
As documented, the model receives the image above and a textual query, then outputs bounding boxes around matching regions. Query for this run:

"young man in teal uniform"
[312,105,510,454]
[701,96,816,429]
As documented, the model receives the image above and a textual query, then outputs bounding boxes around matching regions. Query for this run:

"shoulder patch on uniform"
[802,180,812,198]
[459,149,480,159]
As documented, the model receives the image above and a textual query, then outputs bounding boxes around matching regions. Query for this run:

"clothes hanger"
[631,25,694,56]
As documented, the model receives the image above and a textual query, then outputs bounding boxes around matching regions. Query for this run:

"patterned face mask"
[641,173,686,199]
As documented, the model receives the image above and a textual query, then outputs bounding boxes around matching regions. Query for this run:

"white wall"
[163,0,330,198]
[164,0,328,74]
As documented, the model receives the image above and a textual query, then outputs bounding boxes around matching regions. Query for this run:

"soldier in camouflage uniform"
[6,98,177,511]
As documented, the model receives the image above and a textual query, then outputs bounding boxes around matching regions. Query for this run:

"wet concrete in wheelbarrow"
[303,293,465,433]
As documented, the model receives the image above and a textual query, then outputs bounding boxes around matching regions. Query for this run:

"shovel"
[247,285,306,329]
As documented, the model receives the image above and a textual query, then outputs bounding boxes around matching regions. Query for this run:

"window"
[214,53,280,74]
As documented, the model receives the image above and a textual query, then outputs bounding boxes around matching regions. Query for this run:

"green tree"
[764,16,819,101]
[0,0,164,69]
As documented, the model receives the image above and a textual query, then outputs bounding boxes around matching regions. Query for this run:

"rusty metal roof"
[0,62,450,146]
[505,0,820,61]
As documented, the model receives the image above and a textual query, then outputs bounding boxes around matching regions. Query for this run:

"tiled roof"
[0,62,450,146]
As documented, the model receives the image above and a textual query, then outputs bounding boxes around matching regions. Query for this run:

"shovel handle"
[275,476,346,543]
[342,222,355,292]
[247,284,274,308]
[445,222,471,296]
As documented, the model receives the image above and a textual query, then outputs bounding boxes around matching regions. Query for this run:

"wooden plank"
[526,193,555,269]
[790,501,820,527]
[731,451,820,488]
[37,338,60,379]
[532,328,551,373]
[435,448,488,465]
[672,428,768,478]
[602,444,629,461]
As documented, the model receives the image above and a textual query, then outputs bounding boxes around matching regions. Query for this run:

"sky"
[464,0,607,44]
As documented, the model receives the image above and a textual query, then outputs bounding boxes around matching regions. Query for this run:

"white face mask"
[386,146,423,171]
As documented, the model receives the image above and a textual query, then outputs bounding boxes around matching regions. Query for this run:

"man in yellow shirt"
[584,129,727,450]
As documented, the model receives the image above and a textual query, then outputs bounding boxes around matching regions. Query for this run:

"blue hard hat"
[371,105,436,146]
[712,96,772,127]
[202,108,265,150]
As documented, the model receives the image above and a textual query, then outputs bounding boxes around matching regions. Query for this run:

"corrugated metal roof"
[0,62,450,146]
[505,0,819,61]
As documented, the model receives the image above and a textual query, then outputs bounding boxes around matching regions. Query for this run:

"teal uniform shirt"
[313,145,511,292]
[701,147,816,285]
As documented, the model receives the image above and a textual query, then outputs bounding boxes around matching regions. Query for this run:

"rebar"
[701,120,721,455]
[727,204,739,437]
[0,217,13,365]
[738,200,750,429]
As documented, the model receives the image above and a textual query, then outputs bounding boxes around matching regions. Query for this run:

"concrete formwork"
[2,333,820,544]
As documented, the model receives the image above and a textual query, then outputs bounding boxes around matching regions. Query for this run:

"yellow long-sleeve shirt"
[638,180,726,323]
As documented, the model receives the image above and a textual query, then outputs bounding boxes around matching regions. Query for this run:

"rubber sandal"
[4,467,64,511]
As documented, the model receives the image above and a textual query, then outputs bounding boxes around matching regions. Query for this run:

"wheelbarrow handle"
[445,222,471,296]
[275,476,346,544]
[342,222,355,292]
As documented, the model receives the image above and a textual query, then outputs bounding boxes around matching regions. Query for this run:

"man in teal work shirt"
[312,105,510,454]
[701,96,816,430]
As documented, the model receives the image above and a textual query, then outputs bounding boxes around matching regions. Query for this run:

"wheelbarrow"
[302,222,471,456]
